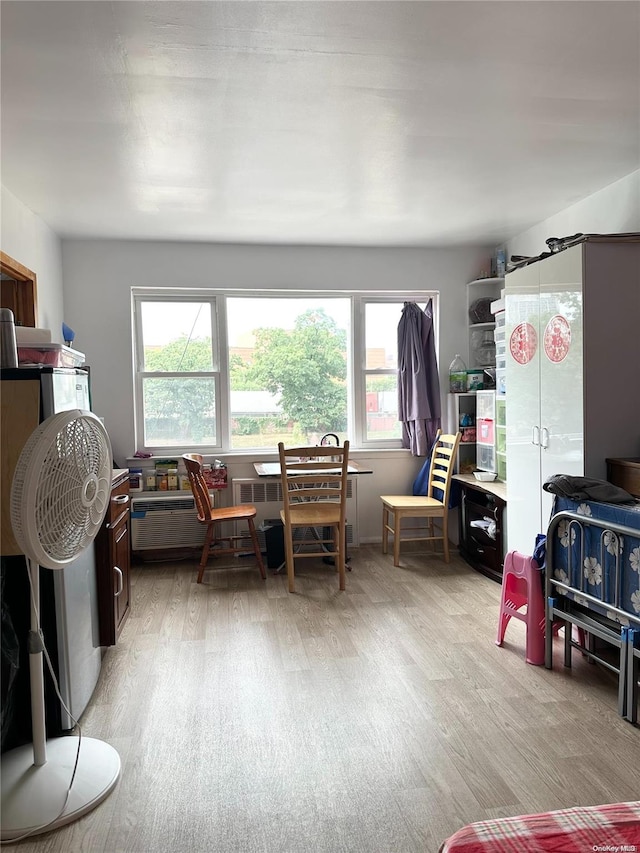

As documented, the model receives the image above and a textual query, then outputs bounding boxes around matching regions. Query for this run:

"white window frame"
[132,288,438,454]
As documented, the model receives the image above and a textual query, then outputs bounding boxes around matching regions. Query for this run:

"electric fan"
[1,410,121,841]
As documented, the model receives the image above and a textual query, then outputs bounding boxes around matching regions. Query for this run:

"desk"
[254,461,371,477]
[453,474,507,583]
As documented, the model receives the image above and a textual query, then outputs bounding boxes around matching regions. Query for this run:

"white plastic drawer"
[475,390,495,420]
[477,444,496,472]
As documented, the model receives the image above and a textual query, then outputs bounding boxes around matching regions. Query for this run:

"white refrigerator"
[1,367,102,738]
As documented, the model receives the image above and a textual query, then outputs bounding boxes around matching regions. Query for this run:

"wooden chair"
[380,430,461,567]
[182,454,266,584]
[278,441,350,593]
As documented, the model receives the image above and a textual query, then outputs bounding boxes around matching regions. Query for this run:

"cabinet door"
[112,514,130,636]
[539,246,584,525]
[96,478,131,646]
[505,262,542,553]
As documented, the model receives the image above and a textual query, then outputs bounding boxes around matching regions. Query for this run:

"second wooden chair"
[278,441,350,593]
[183,453,266,584]
[380,430,461,566]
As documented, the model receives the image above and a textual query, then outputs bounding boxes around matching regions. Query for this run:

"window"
[133,290,437,453]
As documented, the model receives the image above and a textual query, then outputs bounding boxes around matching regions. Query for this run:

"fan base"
[1,736,120,841]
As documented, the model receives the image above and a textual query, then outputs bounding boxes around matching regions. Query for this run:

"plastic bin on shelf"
[17,343,85,368]
[477,418,495,445]
[497,453,507,482]
[496,368,506,396]
[475,390,495,420]
[477,444,496,472]
[496,426,506,454]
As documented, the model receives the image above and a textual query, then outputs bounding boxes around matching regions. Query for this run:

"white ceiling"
[1,1,639,247]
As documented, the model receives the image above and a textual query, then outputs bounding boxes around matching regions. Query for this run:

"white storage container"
[475,389,495,420]
[477,444,496,473]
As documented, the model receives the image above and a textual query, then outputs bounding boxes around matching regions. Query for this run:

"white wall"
[506,170,640,258]
[1,185,64,337]
[61,240,489,541]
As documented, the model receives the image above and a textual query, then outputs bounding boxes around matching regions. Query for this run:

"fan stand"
[1,562,121,841]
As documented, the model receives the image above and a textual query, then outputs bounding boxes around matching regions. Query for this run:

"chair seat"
[280,503,341,527]
[380,495,444,512]
[204,504,257,524]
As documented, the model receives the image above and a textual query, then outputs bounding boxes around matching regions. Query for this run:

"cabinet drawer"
[106,478,130,525]
[467,536,501,572]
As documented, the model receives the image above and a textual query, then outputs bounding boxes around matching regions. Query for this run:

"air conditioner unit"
[232,477,359,549]
[130,493,207,551]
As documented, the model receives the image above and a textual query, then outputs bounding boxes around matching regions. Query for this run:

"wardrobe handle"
[114,566,124,597]
[532,426,540,445]
[541,427,549,449]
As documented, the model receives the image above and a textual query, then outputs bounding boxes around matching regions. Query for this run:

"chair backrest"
[182,453,212,522]
[278,441,350,525]
[427,430,462,505]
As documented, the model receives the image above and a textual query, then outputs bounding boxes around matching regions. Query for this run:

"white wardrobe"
[505,236,640,554]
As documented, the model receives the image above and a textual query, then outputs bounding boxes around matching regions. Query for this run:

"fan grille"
[11,410,112,569]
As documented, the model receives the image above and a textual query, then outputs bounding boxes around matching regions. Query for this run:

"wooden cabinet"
[505,237,640,554]
[95,470,131,645]
[0,378,40,555]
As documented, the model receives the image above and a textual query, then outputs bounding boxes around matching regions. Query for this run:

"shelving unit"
[467,277,504,370]
[447,392,477,474]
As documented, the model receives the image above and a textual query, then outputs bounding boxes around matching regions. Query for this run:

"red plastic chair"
[496,550,545,665]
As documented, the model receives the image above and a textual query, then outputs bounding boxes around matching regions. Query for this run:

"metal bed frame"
[545,510,640,723]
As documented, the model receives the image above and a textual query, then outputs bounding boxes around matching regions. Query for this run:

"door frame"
[0,251,37,327]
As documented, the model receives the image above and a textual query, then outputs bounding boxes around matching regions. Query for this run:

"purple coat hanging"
[397,299,441,456]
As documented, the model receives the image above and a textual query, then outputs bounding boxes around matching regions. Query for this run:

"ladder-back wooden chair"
[380,430,462,566]
[278,441,350,593]
[182,454,266,583]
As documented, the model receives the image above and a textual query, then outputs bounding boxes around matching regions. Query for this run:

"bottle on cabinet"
[449,354,467,392]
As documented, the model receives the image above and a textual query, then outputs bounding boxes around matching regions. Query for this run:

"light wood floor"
[6,545,639,853]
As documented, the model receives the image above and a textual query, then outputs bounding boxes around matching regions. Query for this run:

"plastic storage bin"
[477,418,495,445]
[477,444,496,472]
[496,368,506,396]
[17,343,85,368]
[475,390,495,420]
[496,426,506,454]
